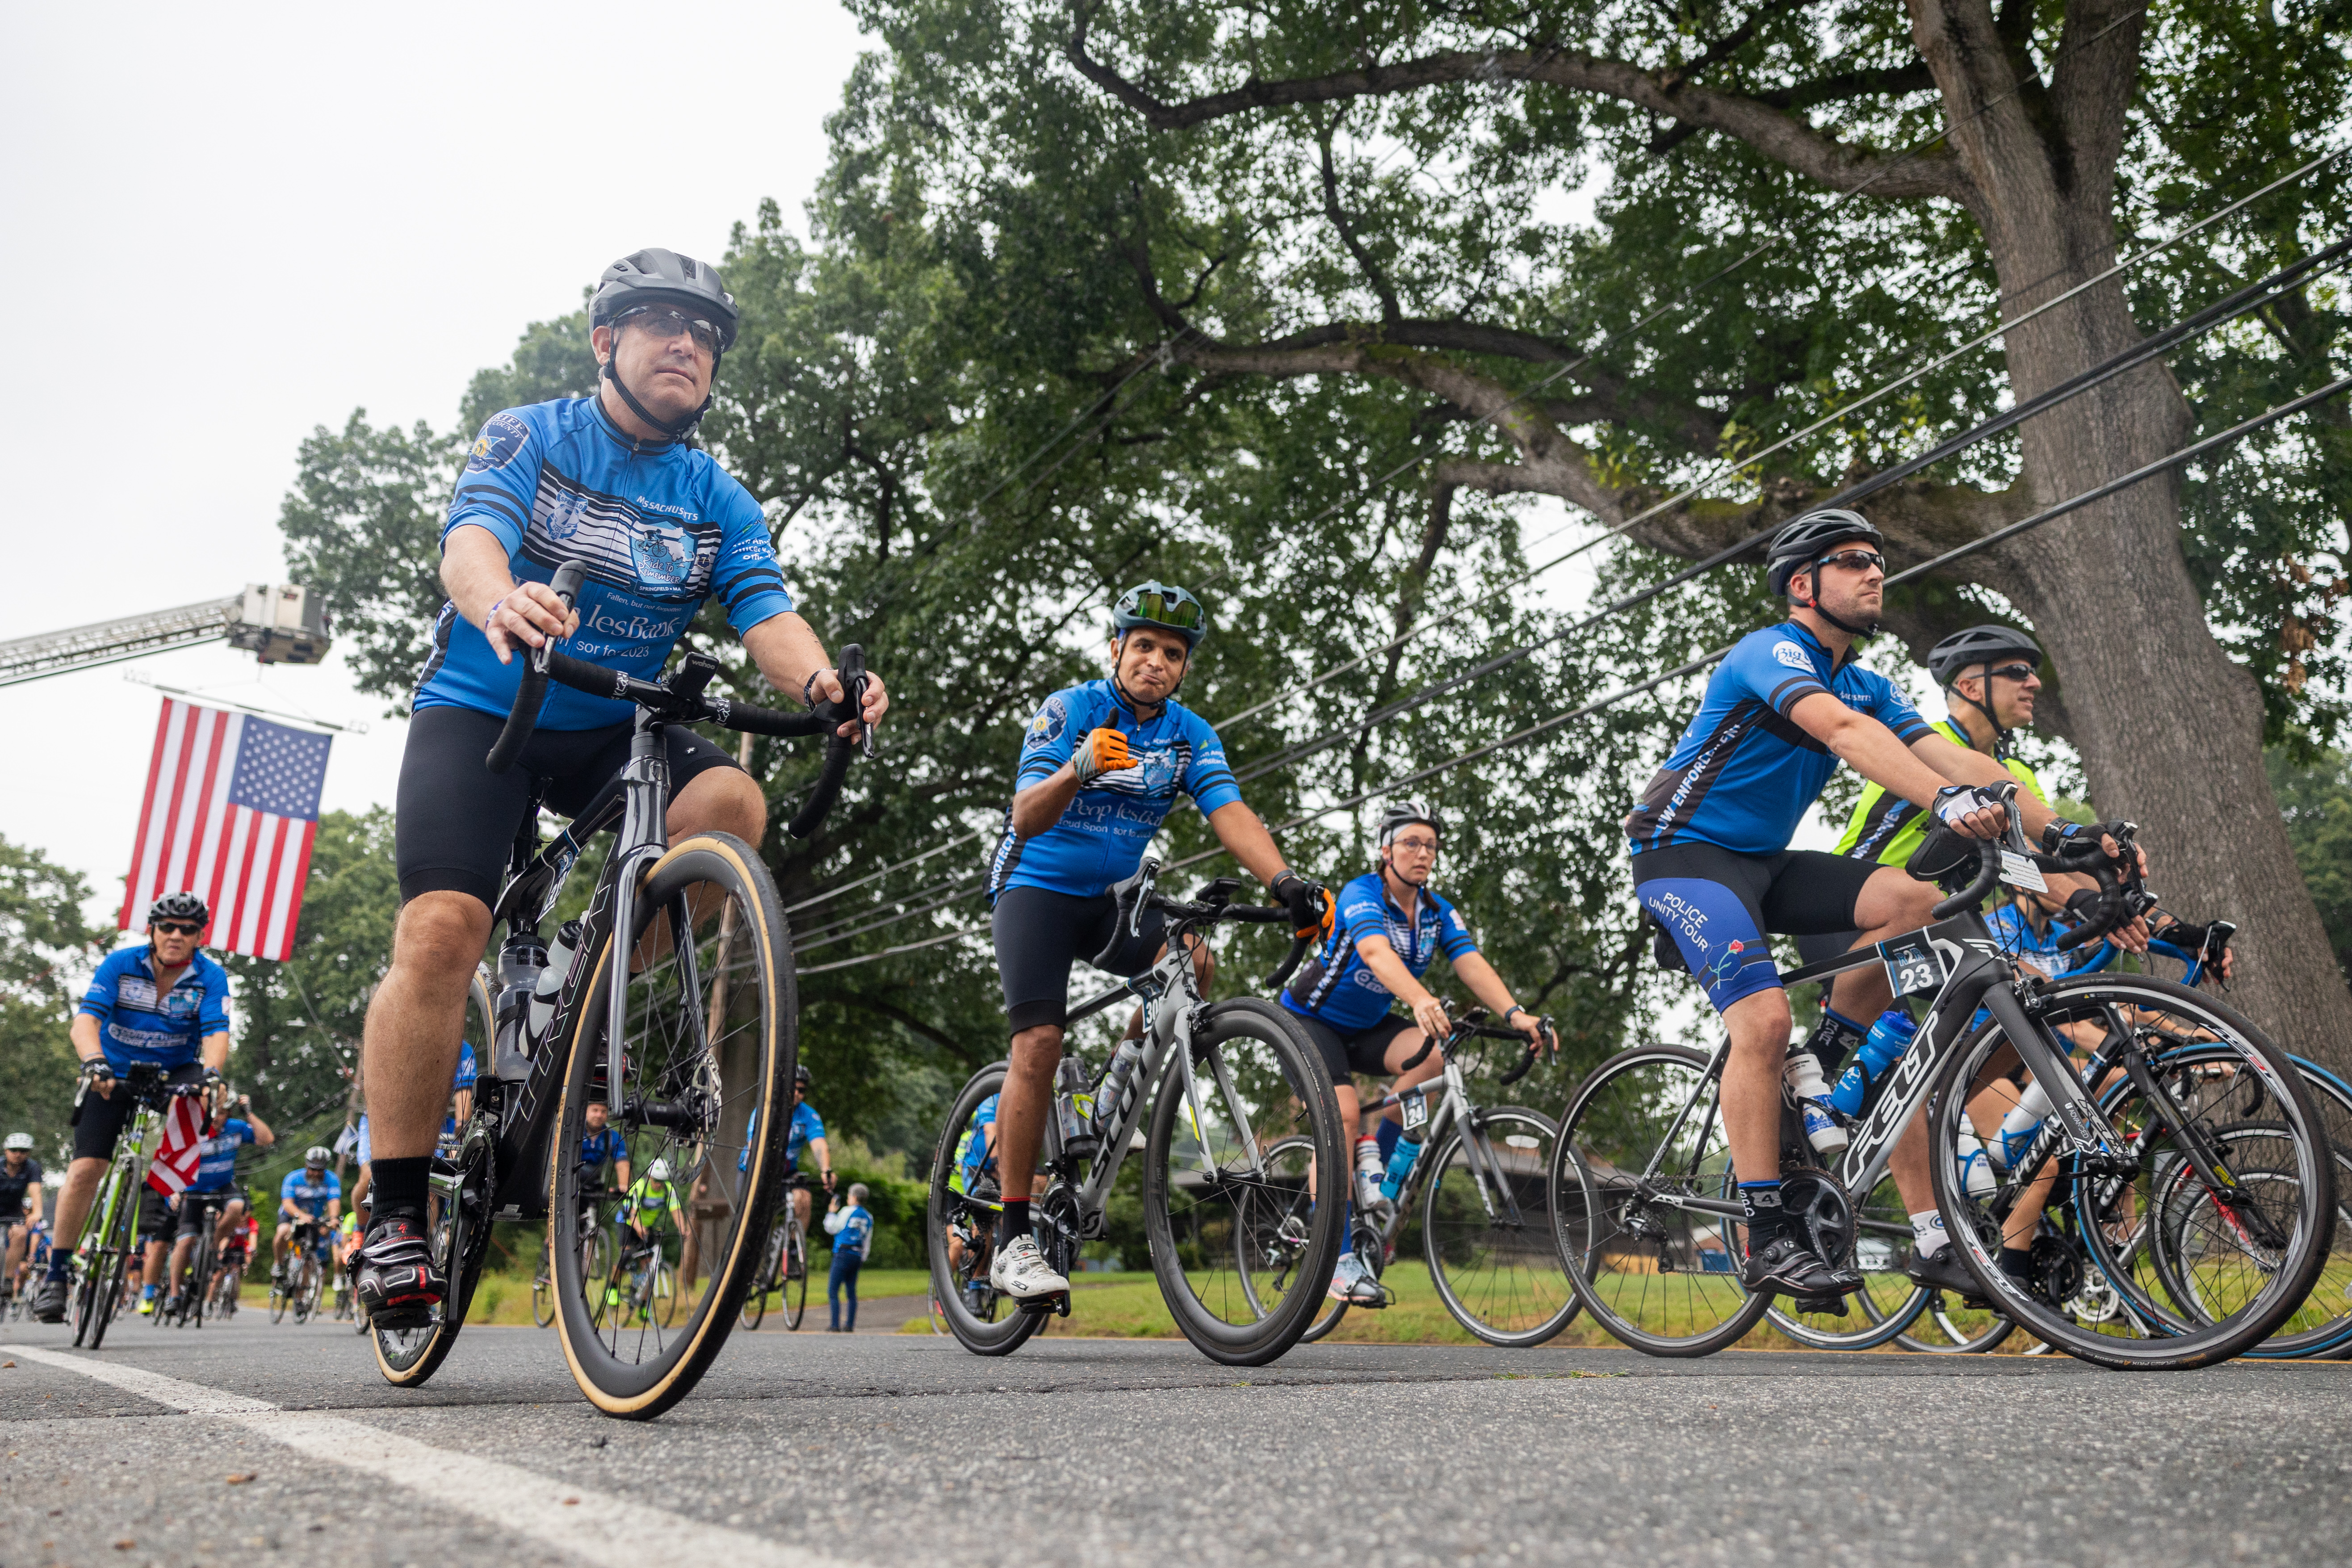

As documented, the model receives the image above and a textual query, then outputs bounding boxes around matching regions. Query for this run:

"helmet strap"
[1108,634,1176,717]
[1950,662,2013,763]
[1793,559,1878,640]
[600,350,716,446]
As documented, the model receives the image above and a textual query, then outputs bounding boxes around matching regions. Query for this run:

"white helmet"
[648,1157,672,1182]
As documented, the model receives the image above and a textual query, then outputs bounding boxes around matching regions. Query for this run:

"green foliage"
[0,836,106,1162]
[223,809,398,1132]
[2268,742,2352,981]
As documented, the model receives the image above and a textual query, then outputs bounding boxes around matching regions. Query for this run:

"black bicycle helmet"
[1927,623,2044,761]
[1926,624,2042,687]
[1377,801,1445,848]
[147,890,210,927]
[1764,510,1883,599]
[589,248,738,440]
[793,1063,811,1088]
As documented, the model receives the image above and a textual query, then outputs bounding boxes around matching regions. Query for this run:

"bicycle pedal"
[1792,1293,1848,1316]
[1019,1291,1072,1318]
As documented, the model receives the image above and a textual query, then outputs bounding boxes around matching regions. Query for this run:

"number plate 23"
[1877,934,1945,999]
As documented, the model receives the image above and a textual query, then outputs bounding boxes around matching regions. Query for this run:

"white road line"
[4,1345,874,1568]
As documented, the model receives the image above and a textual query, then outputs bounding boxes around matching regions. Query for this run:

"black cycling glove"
[1270,871,1333,943]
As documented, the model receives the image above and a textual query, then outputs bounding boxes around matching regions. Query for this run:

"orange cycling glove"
[1070,726,1137,787]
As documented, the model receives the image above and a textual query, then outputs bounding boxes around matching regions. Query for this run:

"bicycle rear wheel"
[373,967,497,1387]
[1929,974,2335,1368]
[928,1063,1041,1357]
[1239,1134,1344,1343]
[1549,1044,1770,1357]
[1422,1107,1578,1346]
[186,1230,216,1329]
[783,1226,808,1330]
[1141,998,1347,1367]
[550,832,793,1419]
[740,1227,780,1330]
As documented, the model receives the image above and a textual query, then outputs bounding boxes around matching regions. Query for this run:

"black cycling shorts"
[990,885,1171,1035]
[71,1062,209,1164]
[175,1190,235,1242]
[1291,1013,1418,1086]
[394,704,743,906]
[139,1183,173,1241]
[1632,841,1879,1015]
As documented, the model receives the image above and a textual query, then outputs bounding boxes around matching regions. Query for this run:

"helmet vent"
[680,257,696,279]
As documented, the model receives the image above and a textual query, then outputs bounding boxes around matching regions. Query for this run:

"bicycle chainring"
[1777,1165,1858,1271]
[2029,1233,2087,1311]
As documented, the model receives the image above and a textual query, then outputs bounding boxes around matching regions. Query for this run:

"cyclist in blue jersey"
[164,1086,274,1316]
[574,1099,632,1194]
[779,1064,832,1249]
[0,1133,43,1313]
[275,1149,343,1282]
[985,582,1333,1301]
[1281,802,1555,1303]
[355,247,888,1328]
[1626,510,2100,1301]
[33,891,230,1322]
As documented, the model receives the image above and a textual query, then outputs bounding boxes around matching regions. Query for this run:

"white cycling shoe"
[988,1233,1070,1301]
[1327,1250,1386,1306]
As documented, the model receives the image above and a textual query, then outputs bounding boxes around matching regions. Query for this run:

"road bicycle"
[1551,803,2336,1367]
[368,560,868,1419]
[927,859,1347,1365]
[272,1222,331,1324]
[1271,1006,1578,1348]
[740,1176,811,1330]
[600,1224,680,1329]
[161,1192,231,1329]
[533,1187,612,1329]
[207,1242,244,1321]
[65,1066,203,1350]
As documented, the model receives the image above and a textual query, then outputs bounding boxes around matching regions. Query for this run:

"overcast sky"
[0,1,868,927]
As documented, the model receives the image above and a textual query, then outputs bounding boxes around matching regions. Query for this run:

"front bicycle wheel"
[1237,1134,1344,1343]
[741,1227,780,1331]
[1929,973,2335,1368]
[1422,1107,1579,1347]
[928,1063,1041,1357]
[550,832,792,1419]
[1549,1044,1770,1357]
[73,1178,133,1349]
[1141,998,1347,1367]
[782,1226,808,1330]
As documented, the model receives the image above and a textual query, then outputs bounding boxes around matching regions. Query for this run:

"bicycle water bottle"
[1955,1124,1998,1197]
[1782,1043,1849,1155]
[1991,1079,2054,1170]
[494,930,550,1083]
[1378,1124,1424,1203]
[1828,1010,1916,1118]
[1055,1056,1100,1156]
[525,919,583,1048]
[1092,1038,1144,1138]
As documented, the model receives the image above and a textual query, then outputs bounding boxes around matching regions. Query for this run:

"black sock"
[1999,1245,2035,1282]
[1739,1181,1789,1252]
[1805,1007,1870,1077]
[998,1199,1031,1249]
[370,1157,431,1226]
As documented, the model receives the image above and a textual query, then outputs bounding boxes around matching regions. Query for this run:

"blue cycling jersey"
[988,681,1243,900]
[415,397,797,730]
[577,1127,628,1172]
[738,1100,826,1174]
[1627,621,1931,856]
[78,946,231,1070]
[1282,873,1478,1033]
[280,1169,341,1219]
[188,1119,256,1195]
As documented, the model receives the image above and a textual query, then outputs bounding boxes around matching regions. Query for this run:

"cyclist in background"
[355,246,886,1329]
[1625,512,2088,1300]
[1279,802,1553,1305]
[34,891,231,1323]
[163,1087,273,1317]
[985,582,1333,1303]
[620,1157,680,1247]
[943,1092,1000,1309]
[0,1132,43,1312]
[575,1100,631,1194]
[274,1148,343,1283]
[781,1065,831,1259]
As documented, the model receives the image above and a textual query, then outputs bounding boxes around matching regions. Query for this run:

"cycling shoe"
[1905,1245,1991,1307]
[354,1216,444,1329]
[31,1275,67,1323]
[1740,1236,1854,1299]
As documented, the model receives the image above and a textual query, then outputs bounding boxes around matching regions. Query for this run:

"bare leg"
[48,1157,105,1261]
[1720,988,1797,1190]
[995,1022,1063,1227]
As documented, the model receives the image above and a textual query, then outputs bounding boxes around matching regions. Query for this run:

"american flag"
[147,1094,206,1196]
[119,699,334,961]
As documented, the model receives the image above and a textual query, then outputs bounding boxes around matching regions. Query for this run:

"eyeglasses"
[1389,835,1441,855]
[1815,549,1887,574]
[1125,589,1204,632]
[152,920,203,936]
[1982,662,2038,683]
[618,306,723,356]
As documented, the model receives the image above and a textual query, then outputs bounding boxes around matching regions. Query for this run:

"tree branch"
[1066,15,1974,205]
[1316,114,1403,327]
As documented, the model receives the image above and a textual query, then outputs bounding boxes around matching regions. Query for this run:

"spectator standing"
[823,1183,873,1333]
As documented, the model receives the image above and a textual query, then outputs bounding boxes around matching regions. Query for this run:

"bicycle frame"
[1363,1040,1532,1237]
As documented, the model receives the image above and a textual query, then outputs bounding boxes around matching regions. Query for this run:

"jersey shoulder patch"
[1771,640,1813,671]
[1027,692,1072,750]
[466,411,532,472]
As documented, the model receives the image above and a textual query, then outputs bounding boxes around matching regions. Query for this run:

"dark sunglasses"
[1815,549,1887,574]
[152,920,204,936]
[618,306,723,356]
[1127,590,1203,632]
[1981,662,2039,683]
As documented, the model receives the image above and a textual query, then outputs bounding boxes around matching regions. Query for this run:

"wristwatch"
[1503,1005,1527,1023]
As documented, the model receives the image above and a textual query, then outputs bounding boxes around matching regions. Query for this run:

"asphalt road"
[4,1313,2349,1568]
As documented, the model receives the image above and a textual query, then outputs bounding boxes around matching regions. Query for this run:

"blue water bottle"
[1828,1010,1916,1117]
[1378,1133,1423,1203]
